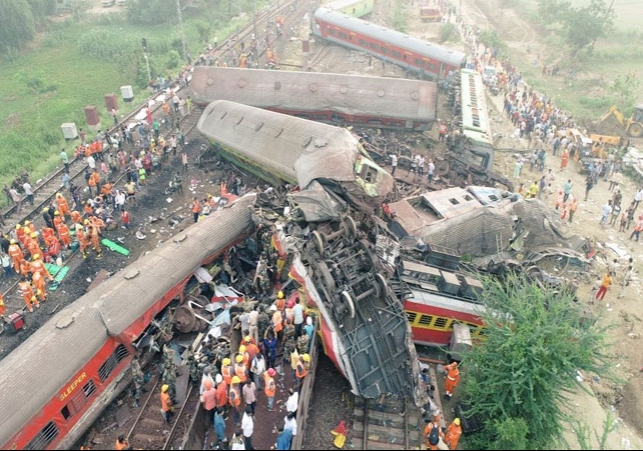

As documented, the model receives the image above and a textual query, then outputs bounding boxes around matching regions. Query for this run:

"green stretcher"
[101,238,130,256]
[44,263,62,277]
[49,266,70,291]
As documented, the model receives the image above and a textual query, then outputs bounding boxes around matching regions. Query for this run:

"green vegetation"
[392,2,407,34]
[462,274,610,450]
[439,23,459,44]
[0,0,268,207]
[535,0,615,54]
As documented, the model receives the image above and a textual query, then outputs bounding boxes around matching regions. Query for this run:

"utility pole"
[142,37,151,83]
[176,0,189,64]
[253,0,258,41]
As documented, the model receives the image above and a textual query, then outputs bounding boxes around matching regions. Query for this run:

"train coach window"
[61,405,71,420]
[98,344,130,382]
[392,50,402,58]
[339,32,348,39]
[418,314,433,326]
[369,42,378,50]
[406,311,418,323]
[83,379,97,398]
[24,421,59,450]
[434,317,450,329]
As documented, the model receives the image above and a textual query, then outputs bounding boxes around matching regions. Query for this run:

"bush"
[439,22,458,43]
[167,50,181,69]
[77,29,137,59]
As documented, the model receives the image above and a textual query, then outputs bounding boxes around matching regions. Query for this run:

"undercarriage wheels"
[629,122,643,138]
[193,295,212,332]
[375,273,388,298]
[174,305,196,333]
[312,215,358,255]
[340,290,356,319]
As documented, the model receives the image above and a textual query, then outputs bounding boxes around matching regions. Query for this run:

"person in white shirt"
[241,407,254,450]
[286,388,299,416]
[199,366,215,395]
[87,155,96,170]
[389,154,398,176]
[292,298,304,338]
[284,412,297,437]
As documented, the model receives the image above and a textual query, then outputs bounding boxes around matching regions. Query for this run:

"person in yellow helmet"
[160,384,173,423]
[221,357,233,385]
[444,418,462,450]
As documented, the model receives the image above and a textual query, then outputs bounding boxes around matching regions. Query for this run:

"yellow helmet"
[10,239,16,244]
[30,232,37,238]
[222,358,231,366]
[278,291,284,299]
[231,376,241,384]
[42,207,48,213]
[235,355,244,363]
[54,211,60,216]
[244,336,252,343]
[302,354,310,362]
[161,384,169,393]
[239,345,247,353]
[33,254,40,260]
[56,193,61,197]
[84,219,90,225]
[15,224,21,229]
[25,220,30,225]
[454,418,461,426]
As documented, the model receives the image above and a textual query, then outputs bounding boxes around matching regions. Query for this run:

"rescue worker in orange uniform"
[88,170,99,197]
[0,293,5,318]
[444,361,460,400]
[90,215,106,235]
[444,418,462,450]
[295,354,309,391]
[221,357,233,385]
[32,270,47,302]
[76,224,90,257]
[41,226,55,243]
[44,236,61,262]
[214,373,228,417]
[424,417,444,451]
[191,197,200,223]
[26,233,42,260]
[18,259,33,278]
[264,367,277,411]
[15,224,25,246]
[115,435,129,451]
[8,239,25,270]
[160,384,173,423]
[234,354,248,385]
[18,278,39,312]
[70,210,83,225]
[83,201,94,217]
[53,211,64,232]
[229,376,242,426]
[30,254,53,280]
[86,222,102,259]
[57,222,71,247]
[24,220,36,234]
[56,193,71,218]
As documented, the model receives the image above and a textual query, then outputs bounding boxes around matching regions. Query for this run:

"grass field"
[0,3,260,208]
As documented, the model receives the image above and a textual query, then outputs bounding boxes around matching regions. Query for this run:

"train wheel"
[318,261,337,293]
[375,273,388,298]
[193,295,212,332]
[312,230,325,255]
[343,216,357,238]
[174,305,197,333]
[340,290,356,319]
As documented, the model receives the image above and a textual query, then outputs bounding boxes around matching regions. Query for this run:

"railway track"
[352,397,423,450]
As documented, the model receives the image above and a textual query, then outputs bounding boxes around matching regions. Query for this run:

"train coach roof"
[198,100,365,189]
[314,7,467,68]
[189,67,437,122]
[0,195,256,446]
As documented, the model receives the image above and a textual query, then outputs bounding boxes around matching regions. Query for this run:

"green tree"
[439,23,458,43]
[535,0,571,25]
[610,73,641,110]
[462,274,610,450]
[560,0,615,54]
[0,0,36,52]
[478,29,506,55]
[127,0,176,25]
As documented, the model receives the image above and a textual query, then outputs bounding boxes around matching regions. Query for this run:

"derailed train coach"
[0,197,256,450]
[197,99,394,212]
[188,67,438,131]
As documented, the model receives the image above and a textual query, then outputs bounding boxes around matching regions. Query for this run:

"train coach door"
[403,51,412,63]
[349,31,357,42]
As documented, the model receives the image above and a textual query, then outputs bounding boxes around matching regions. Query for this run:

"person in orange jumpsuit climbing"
[8,239,25,272]
[444,418,462,450]
[18,278,39,312]
[57,222,71,247]
[56,193,71,218]
[444,361,460,400]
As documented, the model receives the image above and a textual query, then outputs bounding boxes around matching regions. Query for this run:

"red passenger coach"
[0,196,256,450]
[313,7,467,80]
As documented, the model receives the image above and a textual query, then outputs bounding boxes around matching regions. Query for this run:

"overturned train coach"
[0,196,256,450]
[188,67,438,131]
[197,99,394,212]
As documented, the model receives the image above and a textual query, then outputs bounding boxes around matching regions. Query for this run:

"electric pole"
[176,0,189,64]
[142,37,151,83]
